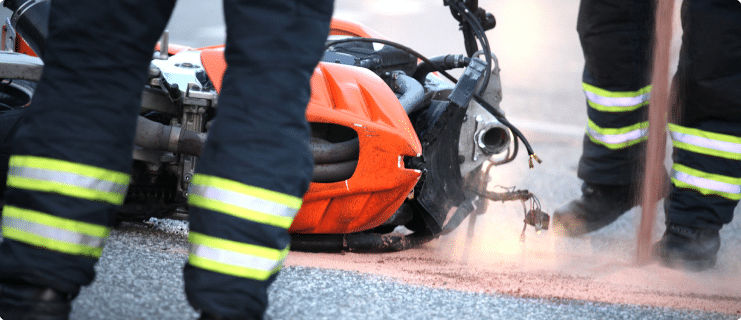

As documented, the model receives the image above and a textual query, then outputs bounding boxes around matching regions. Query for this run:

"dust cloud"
[287,185,741,315]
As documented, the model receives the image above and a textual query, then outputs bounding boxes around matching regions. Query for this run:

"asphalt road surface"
[1,0,740,319]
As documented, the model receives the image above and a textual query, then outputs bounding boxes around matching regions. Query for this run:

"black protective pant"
[576,0,741,229]
[0,0,332,317]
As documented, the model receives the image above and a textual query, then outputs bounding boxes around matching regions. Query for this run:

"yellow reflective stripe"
[4,206,110,237]
[672,164,741,200]
[188,232,289,281]
[189,231,285,259]
[9,156,130,186]
[583,84,652,98]
[668,124,741,160]
[188,174,301,229]
[583,83,651,112]
[7,175,125,204]
[2,206,109,257]
[7,155,130,204]
[191,175,302,209]
[586,120,649,149]
[188,255,275,281]
[188,195,294,229]
[2,228,104,258]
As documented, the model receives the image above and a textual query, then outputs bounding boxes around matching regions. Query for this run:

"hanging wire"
[444,0,492,95]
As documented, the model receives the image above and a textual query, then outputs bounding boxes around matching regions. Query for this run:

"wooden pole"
[636,0,676,264]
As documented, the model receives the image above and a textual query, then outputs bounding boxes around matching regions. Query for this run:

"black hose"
[290,234,346,252]
[135,116,208,157]
[290,231,437,253]
[177,130,205,156]
[311,137,359,164]
[412,54,470,84]
[390,73,425,114]
[312,160,357,183]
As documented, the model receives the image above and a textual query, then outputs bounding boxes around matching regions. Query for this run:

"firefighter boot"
[552,183,636,237]
[653,224,720,272]
[0,280,72,320]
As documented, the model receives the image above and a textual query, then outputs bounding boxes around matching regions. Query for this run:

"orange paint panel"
[353,187,410,231]
[289,199,331,232]
[326,192,373,232]
[16,36,35,57]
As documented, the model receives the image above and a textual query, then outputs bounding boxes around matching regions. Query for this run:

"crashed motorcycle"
[0,0,549,252]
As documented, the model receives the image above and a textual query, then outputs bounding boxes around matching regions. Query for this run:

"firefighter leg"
[182,0,333,318]
[0,0,176,318]
[656,0,741,271]
[553,0,655,236]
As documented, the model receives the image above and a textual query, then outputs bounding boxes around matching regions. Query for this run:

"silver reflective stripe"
[586,126,648,145]
[189,243,279,272]
[2,216,106,248]
[584,91,650,108]
[190,184,297,219]
[670,131,741,155]
[673,170,741,195]
[9,166,128,194]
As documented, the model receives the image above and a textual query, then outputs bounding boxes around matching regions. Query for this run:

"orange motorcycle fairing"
[200,48,227,92]
[200,19,423,234]
[154,42,194,56]
[293,62,421,234]
[329,18,384,38]
[296,19,424,234]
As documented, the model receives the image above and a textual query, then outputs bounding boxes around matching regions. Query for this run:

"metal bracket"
[3,18,15,51]
[157,30,169,60]
[0,51,44,81]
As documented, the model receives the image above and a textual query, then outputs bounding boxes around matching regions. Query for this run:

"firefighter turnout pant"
[0,0,333,318]
[576,0,741,230]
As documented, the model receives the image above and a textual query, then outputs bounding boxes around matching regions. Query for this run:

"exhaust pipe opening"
[476,126,510,155]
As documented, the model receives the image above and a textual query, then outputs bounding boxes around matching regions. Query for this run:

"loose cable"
[445,0,492,95]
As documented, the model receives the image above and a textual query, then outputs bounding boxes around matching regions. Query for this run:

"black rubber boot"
[653,224,720,272]
[552,182,637,237]
[0,281,72,320]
